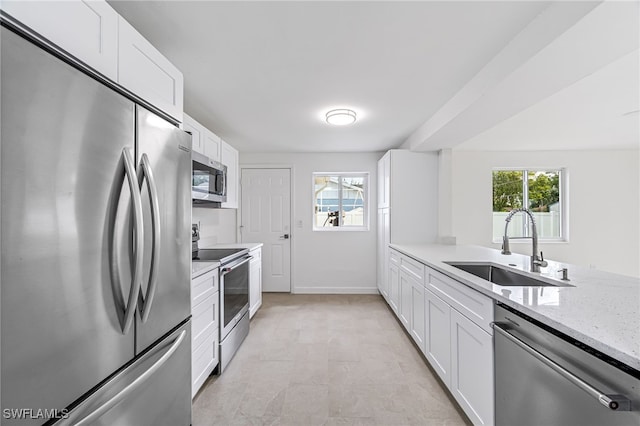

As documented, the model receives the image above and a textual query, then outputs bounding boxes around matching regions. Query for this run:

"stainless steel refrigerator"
[1,22,192,425]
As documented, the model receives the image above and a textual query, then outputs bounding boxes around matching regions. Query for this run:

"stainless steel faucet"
[501,208,548,272]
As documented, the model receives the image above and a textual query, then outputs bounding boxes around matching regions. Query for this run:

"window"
[492,169,565,241]
[313,173,369,230]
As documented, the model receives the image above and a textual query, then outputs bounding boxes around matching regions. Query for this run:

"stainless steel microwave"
[192,151,227,205]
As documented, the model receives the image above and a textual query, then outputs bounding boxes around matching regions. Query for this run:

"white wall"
[240,152,381,293]
[192,207,237,246]
[450,149,640,277]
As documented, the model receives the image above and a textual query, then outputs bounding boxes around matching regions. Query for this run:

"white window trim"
[491,167,569,243]
[312,172,370,232]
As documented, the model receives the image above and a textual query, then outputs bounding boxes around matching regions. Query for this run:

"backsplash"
[192,207,237,246]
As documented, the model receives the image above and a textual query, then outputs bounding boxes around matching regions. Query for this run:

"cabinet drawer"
[390,249,400,265]
[192,291,218,350]
[191,330,217,397]
[427,267,493,333]
[191,269,218,307]
[400,254,425,282]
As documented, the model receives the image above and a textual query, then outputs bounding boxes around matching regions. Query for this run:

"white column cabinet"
[221,141,239,209]
[376,150,437,300]
[377,208,390,300]
[249,246,263,319]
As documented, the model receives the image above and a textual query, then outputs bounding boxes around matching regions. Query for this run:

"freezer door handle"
[73,329,187,426]
[136,153,161,323]
[110,148,144,334]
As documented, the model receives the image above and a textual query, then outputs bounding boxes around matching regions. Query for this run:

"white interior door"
[240,168,291,292]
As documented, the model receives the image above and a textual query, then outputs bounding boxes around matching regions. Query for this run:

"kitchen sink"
[444,262,574,287]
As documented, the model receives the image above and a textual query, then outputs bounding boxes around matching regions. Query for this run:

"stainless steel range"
[193,246,251,373]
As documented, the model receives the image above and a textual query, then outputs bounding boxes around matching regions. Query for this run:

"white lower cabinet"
[191,268,219,397]
[410,279,426,350]
[388,262,400,314]
[249,246,263,319]
[450,308,494,426]
[386,249,494,426]
[425,289,452,387]
[399,271,412,329]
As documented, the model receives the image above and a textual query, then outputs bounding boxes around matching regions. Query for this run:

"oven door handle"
[221,255,253,275]
[492,322,631,411]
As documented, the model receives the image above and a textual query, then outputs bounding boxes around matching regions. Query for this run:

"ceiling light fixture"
[326,109,357,126]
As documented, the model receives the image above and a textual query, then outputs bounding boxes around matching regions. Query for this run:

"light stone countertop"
[191,261,219,279]
[199,242,264,251]
[390,243,640,371]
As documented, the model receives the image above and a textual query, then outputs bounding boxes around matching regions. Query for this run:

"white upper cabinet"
[203,130,222,162]
[118,16,184,123]
[221,141,239,209]
[2,0,184,123]
[183,113,205,154]
[2,0,118,81]
[377,152,390,208]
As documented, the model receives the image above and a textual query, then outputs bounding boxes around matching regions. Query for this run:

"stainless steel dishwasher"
[493,303,640,426]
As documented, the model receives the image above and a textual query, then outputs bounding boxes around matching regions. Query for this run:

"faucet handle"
[537,251,548,268]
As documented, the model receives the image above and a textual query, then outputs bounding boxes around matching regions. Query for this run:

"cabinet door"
[388,263,400,314]
[249,248,262,319]
[183,113,205,154]
[377,209,390,299]
[377,152,390,208]
[425,289,451,387]
[204,130,222,162]
[410,279,426,352]
[221,141,239,208]
[450,309,494,426]
[2,0,118,81]
[118,16,184,122]
[399,271,412,330]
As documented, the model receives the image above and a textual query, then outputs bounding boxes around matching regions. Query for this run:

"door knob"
[280,234,289,239]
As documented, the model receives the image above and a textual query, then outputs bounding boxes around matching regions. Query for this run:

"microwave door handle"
[136,153,161,323]
[109,148,144,334]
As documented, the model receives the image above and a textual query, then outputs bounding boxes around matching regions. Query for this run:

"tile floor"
[192,293,471,426]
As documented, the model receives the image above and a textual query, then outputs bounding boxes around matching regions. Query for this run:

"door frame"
[238,164,294,293]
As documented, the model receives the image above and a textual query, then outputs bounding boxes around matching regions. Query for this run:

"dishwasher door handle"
[492,322,631,411]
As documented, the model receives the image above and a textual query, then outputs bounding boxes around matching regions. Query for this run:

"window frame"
[312,172,370,232]
[491,168,568,243]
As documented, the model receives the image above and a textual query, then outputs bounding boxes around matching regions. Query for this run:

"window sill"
[492,239,569,244]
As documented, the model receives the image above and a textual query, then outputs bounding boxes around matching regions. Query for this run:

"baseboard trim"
[292,286,380,295]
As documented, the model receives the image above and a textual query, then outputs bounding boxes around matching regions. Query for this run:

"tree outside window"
[492,170,564,240]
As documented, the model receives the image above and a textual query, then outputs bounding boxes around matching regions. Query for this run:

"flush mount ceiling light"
[326,109,357,126]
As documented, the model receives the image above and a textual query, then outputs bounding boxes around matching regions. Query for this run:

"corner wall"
[240,152,381,293]
[450,149,640,277]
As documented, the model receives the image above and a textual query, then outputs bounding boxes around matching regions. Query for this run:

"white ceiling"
[108,1,639,153]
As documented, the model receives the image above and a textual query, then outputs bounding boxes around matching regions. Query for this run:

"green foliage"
[528,171,560,212]
[492,170,560,212]
[492,171,523,212]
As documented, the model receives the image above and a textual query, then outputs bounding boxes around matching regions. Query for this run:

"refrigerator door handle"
[72,329,187,426]
[110,147,144,335]
[136,153,161,323]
